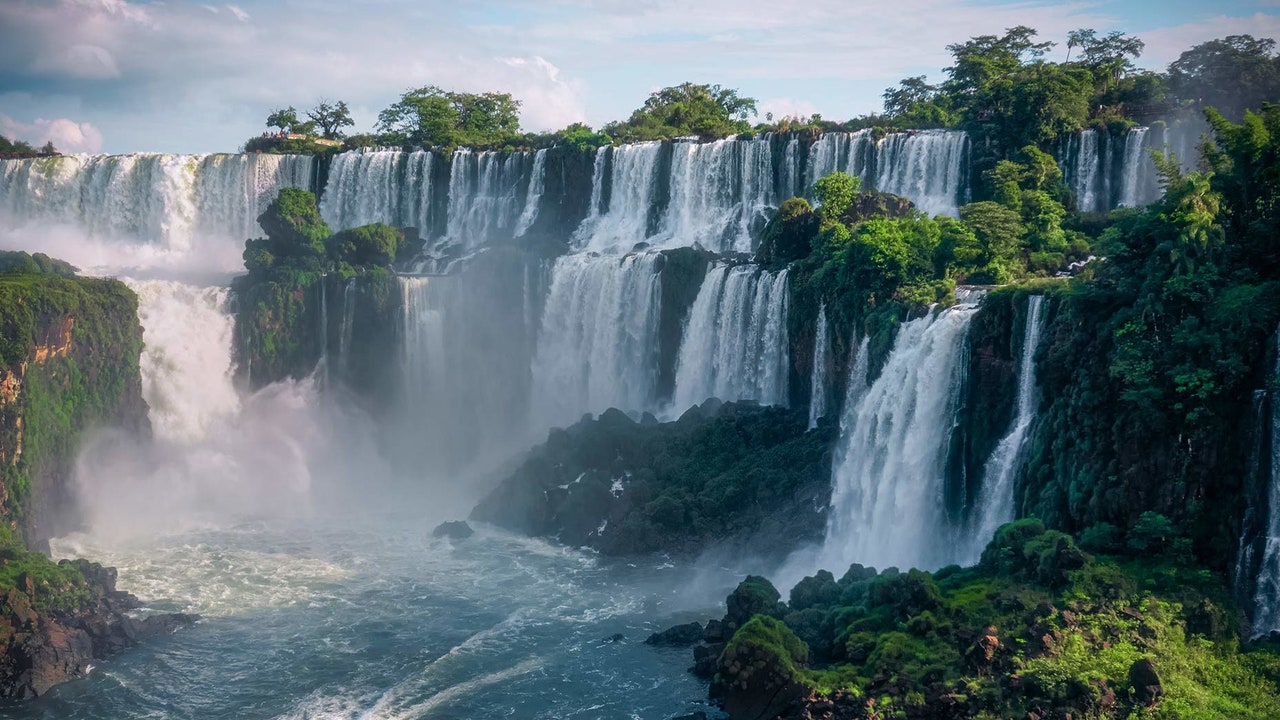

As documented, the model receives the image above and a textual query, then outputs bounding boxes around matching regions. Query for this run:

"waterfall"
[802,130,967,217]
[0,153,312,259]
[874,130,968,217]
[808,304,831,429]
[338,279,356,376]
[963,295,1047,561]
[1066,130,1103,213]
[670,264,790,414]
[659,136,775,253]
[1117,127,1161,209]
[1237,390,1270,616]
[530,253,664,428]
[1252,326,1280,636]
[319,149,435,231]
[126,279,240,443]
[573,143,662,253]
[513,148,547,237]
[822,297,981,571]
[400,277,449,407]
[443,150,530,249]
[805,130,875,191]
[781,136,801,200]
[394,256,541,475]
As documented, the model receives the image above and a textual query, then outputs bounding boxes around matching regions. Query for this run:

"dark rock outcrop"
[645,621,705,647]
[470,400,836,557]
[0,558,197,700]
[431,520,474,540]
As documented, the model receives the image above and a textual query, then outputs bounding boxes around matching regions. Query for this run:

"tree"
[377,86,520,148]
[307,100,354,140]
[812,172,861,222]
[266,106,300,133]
[605,82,757,141]
[38,141,56,156]
[945,26,1054,98]
[1168,35,1280,121]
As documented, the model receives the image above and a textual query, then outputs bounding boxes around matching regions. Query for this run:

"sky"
[0,0,1278,154]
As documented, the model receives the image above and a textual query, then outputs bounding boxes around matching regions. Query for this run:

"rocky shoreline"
[0,559,196,700]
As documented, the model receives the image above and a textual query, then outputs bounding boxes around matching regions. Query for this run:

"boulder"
[1128,658,1162,706]
[432,521,474,540]
[645,621,704,647]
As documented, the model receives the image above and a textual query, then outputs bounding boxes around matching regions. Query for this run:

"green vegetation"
[712,519,1280,719]
[0,136,56,159]
[376,86,522,150]
[0,270,143,521]
[233,189,411,387]
[0,527,89,614]
[0,258,145,618]
[1012,106,1280,559]
[603,82,757,142]
[471,402,837,556]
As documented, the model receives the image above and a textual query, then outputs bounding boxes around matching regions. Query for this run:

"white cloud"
[1136,13,1280,68]
[225,4,249,22]
[1,115,105,153]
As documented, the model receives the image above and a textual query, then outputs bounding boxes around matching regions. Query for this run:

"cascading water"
[319,149,435,231]
[444,149,536,249]
[1251,326,1280,636]
[0,153,312,270]
[400,276,449,409]
[670,264,790,414]
[659,136,776,253]
[808,304,831,429]
[874,130,969,217]
[962,295,1047,561]
[1117,127,1159,209]
[805,130,875,192]
[126,279,240,443]
[803,130,967,217]
[781,136,801,200]
[530,253,664,429]
[1063,129,1103,213]
[573,143,662,253]
[822,297,982,572]
[338,278,357,376]
[513,148,547,237]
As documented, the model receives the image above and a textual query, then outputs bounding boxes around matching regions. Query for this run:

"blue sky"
[1,0,1277,154]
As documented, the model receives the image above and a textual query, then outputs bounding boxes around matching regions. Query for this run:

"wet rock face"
[645,621,705,647]
[0,560,198,700]
[710,636,808,720]
[431,520,474,540]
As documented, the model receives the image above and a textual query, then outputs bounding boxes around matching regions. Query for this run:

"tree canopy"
[376,86,521,149]
[1168,35,1280,122]
[604,83,757,141]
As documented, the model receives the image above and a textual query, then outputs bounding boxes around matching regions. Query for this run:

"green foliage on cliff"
[1014,107,1280,558]
[0,271,144,529]
[235,189,405,388]
[0,527,89,614]
[715,521,1280,720]
[0,252,76,278]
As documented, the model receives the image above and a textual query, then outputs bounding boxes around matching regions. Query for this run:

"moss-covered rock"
[470,400,836,557]
[692,521,1280,720]
[0,269,148,546]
